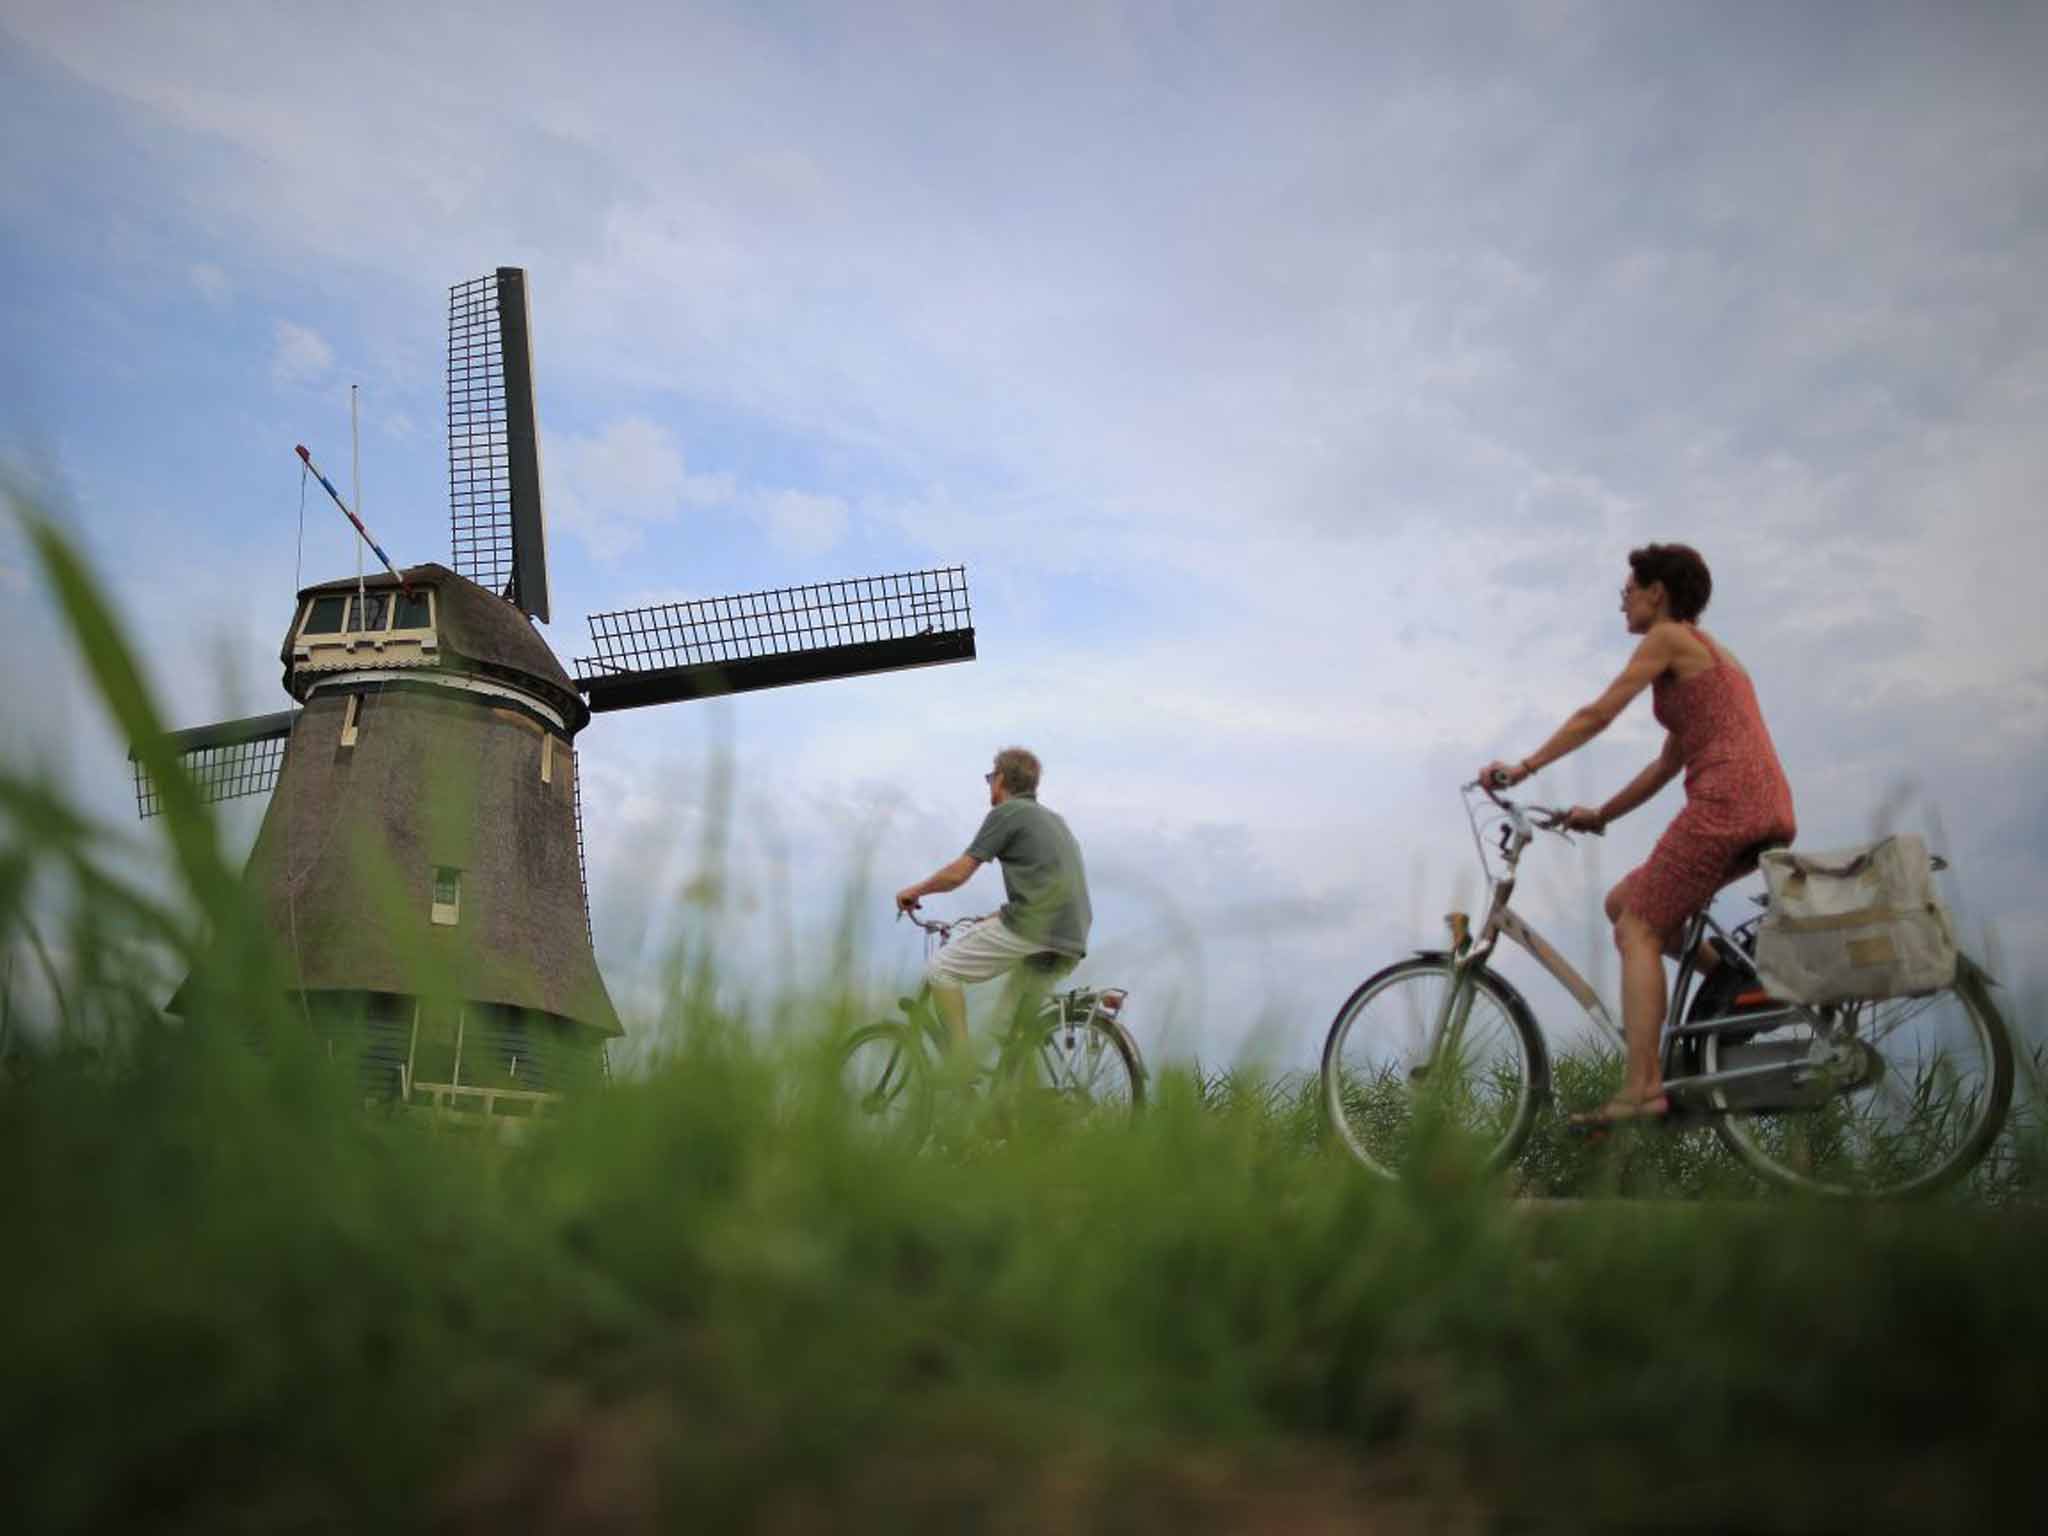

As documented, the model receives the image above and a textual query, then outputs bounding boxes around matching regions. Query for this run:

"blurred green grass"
[5,498,2047,1533]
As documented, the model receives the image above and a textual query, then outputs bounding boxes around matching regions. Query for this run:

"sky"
[3,0,2044,1067]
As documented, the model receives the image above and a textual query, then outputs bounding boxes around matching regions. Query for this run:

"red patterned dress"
[1614,627,1797,942]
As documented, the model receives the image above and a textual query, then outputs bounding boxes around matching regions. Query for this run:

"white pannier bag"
[1754,834,1957,1005]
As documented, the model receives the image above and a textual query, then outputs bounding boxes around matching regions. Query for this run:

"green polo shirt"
[965,794,1092,958]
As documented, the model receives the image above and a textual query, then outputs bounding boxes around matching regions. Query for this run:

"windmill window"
[299,590,422,638]
[346,592,391,633]
[300,595,349,635]
[431,866,462,926]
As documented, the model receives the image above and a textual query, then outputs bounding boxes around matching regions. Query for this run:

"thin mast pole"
[351,385,365,625]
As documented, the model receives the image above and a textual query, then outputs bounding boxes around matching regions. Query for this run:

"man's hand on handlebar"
[894,887,923,915]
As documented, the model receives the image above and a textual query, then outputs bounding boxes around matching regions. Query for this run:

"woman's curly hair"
[1628,543,1712,623]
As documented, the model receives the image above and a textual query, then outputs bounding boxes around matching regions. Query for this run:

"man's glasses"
[984,771,999,785]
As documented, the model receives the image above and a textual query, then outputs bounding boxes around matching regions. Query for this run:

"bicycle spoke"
[1873,1056,1918,1120]
[1705,967,2010,1197]
[1038,1039,1077,1096]
[839,1026,932,1142]
[1323,960,1541,1179]
[1010,1015,1139,1120]
[868,1047,906,1105]
[1861,995,1938,1048]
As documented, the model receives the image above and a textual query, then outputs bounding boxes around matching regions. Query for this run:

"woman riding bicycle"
[1482,543,1796,1129]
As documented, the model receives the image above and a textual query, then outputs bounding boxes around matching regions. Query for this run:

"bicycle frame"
[1429,788,1826,1105]
[895,912,1136,1086]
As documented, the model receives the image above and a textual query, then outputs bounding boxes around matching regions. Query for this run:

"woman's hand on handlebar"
[1479,758,1532,791]
[1560,805,1607,835]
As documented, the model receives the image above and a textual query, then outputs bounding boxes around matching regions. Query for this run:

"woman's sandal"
[1567,1093,1673,1135]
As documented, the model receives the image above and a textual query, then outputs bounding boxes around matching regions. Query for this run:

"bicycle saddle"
[1732,838,1789,880]
[1739,839,1790,907]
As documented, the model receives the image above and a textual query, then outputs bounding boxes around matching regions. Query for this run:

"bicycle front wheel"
[1697,958,2013,1198]
[1003,1009,1146,1121]
[838,1022,933,1145]
[1320,957,1549,1179]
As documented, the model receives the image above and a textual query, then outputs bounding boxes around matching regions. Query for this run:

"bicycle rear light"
[1098,989,1127,1016]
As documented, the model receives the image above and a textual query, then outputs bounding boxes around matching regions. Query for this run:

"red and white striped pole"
[294,444,413,597]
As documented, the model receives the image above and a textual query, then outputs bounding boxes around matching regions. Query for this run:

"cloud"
[754,488,849,558]
[549,417,849,562]
[270,320,332,387]
[188,262,230,306]
[547,416,734,560]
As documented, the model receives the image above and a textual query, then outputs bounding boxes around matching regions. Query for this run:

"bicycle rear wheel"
[1002,1007,1146,1121]
[1692,957,2013,1197]
[838,1022,933,1145]
[1320,957,1549,1179]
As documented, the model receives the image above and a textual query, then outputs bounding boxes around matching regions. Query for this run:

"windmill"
[132,268,976,1117]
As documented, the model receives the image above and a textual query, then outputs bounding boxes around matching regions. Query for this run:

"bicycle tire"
[837,1021,934,1146]
[1001,1007,1146,1119]
[1320,956,1549,1179]
[1690,955,2013,1198]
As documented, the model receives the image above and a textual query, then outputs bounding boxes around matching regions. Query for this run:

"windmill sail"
[130,710,299,820]
[448,267,550,623]
[575,566,975,712]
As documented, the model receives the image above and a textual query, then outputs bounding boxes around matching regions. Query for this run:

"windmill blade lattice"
[572,746,591,942]
[574,566,974,711]
[131,710,299,820]
[448,268,549,622]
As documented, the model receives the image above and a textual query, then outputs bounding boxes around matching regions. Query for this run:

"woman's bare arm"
[1595,732,1685,827]
[1511,627,1678,778]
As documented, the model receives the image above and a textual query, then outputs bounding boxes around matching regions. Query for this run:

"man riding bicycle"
[894,746,1093,1062]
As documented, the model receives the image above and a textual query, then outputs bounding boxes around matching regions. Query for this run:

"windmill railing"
[574,566,975,711]
[406,1079,555,1121]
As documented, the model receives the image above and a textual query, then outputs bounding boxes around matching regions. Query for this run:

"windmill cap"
[286,563,589,731]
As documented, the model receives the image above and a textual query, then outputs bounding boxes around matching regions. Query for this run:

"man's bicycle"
[838,911,1146,1143]
[1319,781,2014,1197]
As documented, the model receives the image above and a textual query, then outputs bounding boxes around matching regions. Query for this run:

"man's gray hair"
[992,746,1041,797]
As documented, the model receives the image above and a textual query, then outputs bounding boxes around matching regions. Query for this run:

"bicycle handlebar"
[896,908,989,941]
[1462,778,1587,838]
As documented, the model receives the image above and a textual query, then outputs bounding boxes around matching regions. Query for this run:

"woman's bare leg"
[1614,912,1669,1103]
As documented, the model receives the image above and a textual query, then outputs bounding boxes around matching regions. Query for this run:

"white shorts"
[925,915,1076,990]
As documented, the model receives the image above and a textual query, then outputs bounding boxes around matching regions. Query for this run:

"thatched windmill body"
[137,269,975,1115]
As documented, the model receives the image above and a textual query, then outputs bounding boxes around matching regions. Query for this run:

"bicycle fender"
[1100,1015,1148,1082]
[1958,951,2001,989]
[1044,1000,1148,1085]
